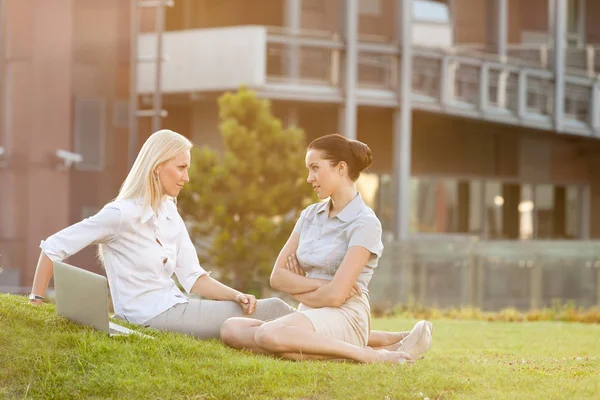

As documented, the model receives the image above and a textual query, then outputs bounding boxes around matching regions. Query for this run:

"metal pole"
[547,0,555,46]
[342,0,358,140]
[152,0,165,133]
[284,0,301,81]
[393,0,413,240]
[554,0,566,132]
[128,0,139,168]
[497,0,507,61]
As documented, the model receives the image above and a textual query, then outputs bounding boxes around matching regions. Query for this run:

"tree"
[178,88,314,294]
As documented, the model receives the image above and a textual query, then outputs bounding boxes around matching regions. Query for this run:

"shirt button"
[163,258,168,264]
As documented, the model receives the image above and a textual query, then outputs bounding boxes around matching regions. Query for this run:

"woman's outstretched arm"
[30,204,122,305]
[29,252,54,305]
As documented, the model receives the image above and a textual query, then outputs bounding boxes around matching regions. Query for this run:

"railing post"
[479,63,489,112]
[476,256,485,309]
[591,81,600,132]
[466,253,477,307]
[330,33,341,86]
[553,0,566,132]
[586,45,594,77]
[518,70,528,118]
[540,44,549,69]
[418,262,427,306]
[529,255,542,310]
[497,69,508,109]
[440,57,454,105]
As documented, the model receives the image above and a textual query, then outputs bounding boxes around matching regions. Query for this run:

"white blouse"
[40,197,208,324]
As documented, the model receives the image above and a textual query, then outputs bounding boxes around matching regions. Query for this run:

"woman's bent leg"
[145,297,295,339]
[368,330,410,349]
[251,313,413,364]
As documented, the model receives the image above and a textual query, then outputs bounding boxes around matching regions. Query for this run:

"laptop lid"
[53,261,110,334]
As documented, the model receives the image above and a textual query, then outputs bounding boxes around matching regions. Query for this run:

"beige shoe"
[397,320,433,359]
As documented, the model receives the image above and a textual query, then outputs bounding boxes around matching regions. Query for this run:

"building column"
[553,0,566,132]
[339,0,358,139]
[284,0,301,81]
[497,0,507,61]
[393,0,413,240]
[487,0,507,60]
[284,0,301,129]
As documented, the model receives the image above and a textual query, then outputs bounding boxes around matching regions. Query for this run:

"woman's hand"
[284,253,305,276]
[235,293,257,315]
[347,284,361,299]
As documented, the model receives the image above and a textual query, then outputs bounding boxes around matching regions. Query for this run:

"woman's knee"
[256,297,295,320]
[220,318,261,348]
[254,324,285,352]
[220,318,245,346]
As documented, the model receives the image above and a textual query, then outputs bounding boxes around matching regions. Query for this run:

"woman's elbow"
[269,272,282,291]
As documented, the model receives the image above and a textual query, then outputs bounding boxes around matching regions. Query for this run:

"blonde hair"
[117,129,193,213]
[97,129,192,267]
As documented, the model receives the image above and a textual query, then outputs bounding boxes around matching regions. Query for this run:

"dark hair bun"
[349,140,372,172]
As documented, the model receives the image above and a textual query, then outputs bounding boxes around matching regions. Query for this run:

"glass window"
[519,185,535,240]
[409,177,464,234]
[468,180,483,235]
[567,0,582,34]
[413,0,450,23]
[566,186,580,238]
[485,181,504,239]
[535,184,555,238]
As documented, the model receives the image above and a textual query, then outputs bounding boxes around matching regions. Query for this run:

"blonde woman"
[29,129,295,338]
[220,134,433,364]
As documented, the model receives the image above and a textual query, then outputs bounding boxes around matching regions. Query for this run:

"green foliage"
[178,88,314,293]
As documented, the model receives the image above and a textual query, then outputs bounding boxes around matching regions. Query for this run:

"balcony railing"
[456,43,600,77]
[138,27,600,137]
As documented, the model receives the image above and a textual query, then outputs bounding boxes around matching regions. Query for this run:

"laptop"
[53,260,151,338]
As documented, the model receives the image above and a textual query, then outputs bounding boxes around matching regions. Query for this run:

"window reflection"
[485,181,503,239]
[374,174,584,240]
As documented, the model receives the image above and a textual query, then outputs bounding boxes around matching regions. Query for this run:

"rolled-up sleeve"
[348,216,384,258]
[174,216,208,294]
[40,204,122,262]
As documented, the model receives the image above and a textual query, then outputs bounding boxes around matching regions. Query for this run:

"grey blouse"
[293,193,384,294]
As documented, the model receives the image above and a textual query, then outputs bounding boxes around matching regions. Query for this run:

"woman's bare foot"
[374,349,415,364]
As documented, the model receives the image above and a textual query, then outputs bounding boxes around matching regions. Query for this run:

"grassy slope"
[1,293,599,400]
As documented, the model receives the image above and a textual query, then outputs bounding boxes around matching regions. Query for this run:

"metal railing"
[370,237,600,311]
[264,28,600,136]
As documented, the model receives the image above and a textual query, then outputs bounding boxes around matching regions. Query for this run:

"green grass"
[1,293,599,400]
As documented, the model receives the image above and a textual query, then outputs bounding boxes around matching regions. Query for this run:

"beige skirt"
[298,292,371,347]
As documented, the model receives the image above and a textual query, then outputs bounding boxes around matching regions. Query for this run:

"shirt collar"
[140,197,176,223]
[316,192,365,222]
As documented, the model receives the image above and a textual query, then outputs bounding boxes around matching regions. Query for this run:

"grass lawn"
[1,293,599,400]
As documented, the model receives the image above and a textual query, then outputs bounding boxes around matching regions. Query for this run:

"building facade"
[2,0,600,296]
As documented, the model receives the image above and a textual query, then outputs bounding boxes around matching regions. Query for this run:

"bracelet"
[28,294,44,301]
